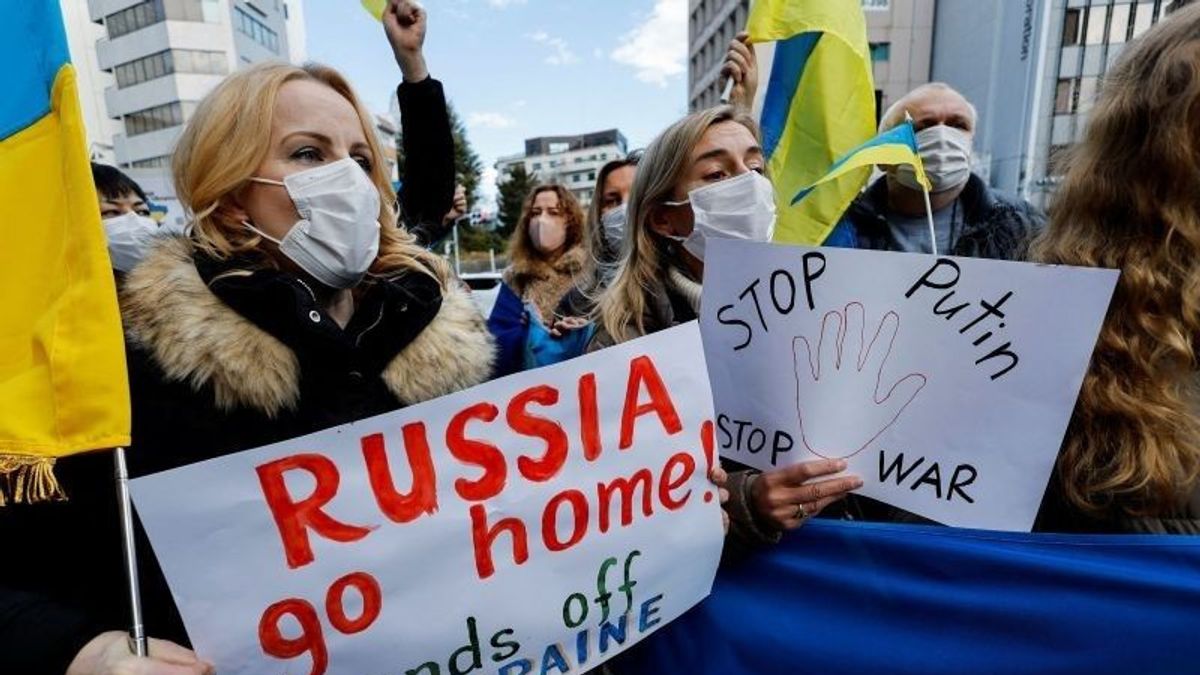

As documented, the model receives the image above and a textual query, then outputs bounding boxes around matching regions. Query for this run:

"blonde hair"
[172,61,449,285]
[596,105,760,344]
[1029,4,1200,518]
[506,184,585,265]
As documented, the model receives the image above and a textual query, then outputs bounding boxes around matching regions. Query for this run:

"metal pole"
[114,447,148,657]
[453,221,462,276]
[921,186,939,257]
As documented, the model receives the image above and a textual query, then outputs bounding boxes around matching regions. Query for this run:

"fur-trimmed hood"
[121,236,494,417]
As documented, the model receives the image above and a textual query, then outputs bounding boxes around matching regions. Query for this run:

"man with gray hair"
[843,82,1043,259]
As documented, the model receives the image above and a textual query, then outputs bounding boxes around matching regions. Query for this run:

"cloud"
[467,111,517,129]
[486,0,526,7]
[611,0,687,87]
[526,30,579,66]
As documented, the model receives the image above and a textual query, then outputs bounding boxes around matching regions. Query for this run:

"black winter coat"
[396,77,456,248]
[844,173,1045,261]
[0,237,494,674]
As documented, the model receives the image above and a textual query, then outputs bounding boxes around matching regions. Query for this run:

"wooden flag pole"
[114,447,148,657]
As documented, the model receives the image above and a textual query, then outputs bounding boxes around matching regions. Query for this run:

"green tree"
[393,102,483,209]
[496,163,535,237]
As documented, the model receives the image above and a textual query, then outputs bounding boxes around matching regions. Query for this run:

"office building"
[931,0,1187,206]
[687,0,935,117]
[495,130,629,207]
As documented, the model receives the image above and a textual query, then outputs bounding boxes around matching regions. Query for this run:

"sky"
[302,0,690,207]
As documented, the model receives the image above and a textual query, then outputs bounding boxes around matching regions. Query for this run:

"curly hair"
[507,184,586,265]
[1029,4,1200,518]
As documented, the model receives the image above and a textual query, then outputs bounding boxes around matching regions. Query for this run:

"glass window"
[234,7,280,53]
[1084,5,1108,45]
[1077,76,1099,113]
[1108,4,1130,44]
[869,42,891,62]
[1055,78,1075,114]
[1062,8,1082,46]
[1132,1,1154,37]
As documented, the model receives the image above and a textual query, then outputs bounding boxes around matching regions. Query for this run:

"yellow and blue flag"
[0,1,131,503]
[792,120,931,204]
[748,0,876,245]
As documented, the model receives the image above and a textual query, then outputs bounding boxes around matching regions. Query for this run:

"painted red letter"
[541,489,589,552]
[446,402,507,501]
[658,452,696,510]
[470,503,529,579]
[579,373,602,461]
[619,356,683,450]
[256,454,373,569]
[362,424,438,524]
[509,385,569,482]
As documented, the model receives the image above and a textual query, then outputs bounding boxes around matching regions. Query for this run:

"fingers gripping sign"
[792,303,928,459]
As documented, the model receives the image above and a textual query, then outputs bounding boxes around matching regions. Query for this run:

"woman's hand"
[750,458,862,530]
[67,631,214,675]
[721,32,759,108]
[384,0,429,83]
[709,466,731,533]
[549,316,589,338]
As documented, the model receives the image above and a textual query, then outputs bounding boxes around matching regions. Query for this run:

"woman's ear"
[219,192,249,225]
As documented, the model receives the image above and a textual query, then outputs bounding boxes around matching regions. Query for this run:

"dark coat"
[0,237,494,674]
[395,76,456,248]
[844,173,1045,260]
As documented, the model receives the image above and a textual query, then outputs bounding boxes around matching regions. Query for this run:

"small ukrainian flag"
[792,119,931,205]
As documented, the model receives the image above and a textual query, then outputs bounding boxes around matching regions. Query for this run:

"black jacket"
[845,173,1045,261]
[0,237,494,674]
[396,77,456,248]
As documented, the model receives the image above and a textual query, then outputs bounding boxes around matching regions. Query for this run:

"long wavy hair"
[1029,4,1200,518]
[172,62,449,286]
[596,105,759,344]
[506,184,585,267]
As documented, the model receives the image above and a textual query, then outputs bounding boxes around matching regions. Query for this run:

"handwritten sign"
[699,240,1117,531]
[131,323,723,675]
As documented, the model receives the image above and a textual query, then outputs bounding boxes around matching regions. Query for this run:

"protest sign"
[130,322,723,675]
[699,240,1117,531]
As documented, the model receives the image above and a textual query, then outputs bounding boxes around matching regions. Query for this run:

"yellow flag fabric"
[748,0,876,245]
[792,120,931,204]
[0,1,130,504]
[362,0,387,21]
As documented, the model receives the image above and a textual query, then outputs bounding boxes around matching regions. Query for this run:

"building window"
[105,0,217,39]
[862,0,889,10]
[869,42,891,63]
[114,49,226,89]
[532,162,542,170]
[235,6,280,53]
[1062,8,1082,46]
[1084,5,1109,45]
[131,155,171,168]
[1132,1,1154,38]
[1054,78,1075,114]
[124,101,190,136]
[1076,76,1098,114]
[588,171,596,181]
[1108,3,1130,44]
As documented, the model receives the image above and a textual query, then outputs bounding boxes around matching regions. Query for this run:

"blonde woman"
[1032,5,1200,534]
[591,105,863,550]
[0,62,494,673]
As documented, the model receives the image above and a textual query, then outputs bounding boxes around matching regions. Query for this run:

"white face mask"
[600,205,626,249]
[529,217,567,254]
[245,157,382,289]
[103,212,160,272]
[896,124,973,193]
[663,170,776,261]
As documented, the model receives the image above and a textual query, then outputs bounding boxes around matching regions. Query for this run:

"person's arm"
[384,0,456,247]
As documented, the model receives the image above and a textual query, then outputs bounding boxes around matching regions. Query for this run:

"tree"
[496,163,535,238]
[393,102,483,210]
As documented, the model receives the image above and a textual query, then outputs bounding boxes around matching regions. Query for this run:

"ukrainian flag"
[748,0,876,245]
[0,1,131,503]
[792,120,931,205]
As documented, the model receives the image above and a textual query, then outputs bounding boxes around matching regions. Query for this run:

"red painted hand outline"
[791,303,927,459]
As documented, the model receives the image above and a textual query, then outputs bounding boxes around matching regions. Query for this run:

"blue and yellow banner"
[624,520,1200,674]
[792,120,931,204]
[748,0,876,246]
[0,1,131,502]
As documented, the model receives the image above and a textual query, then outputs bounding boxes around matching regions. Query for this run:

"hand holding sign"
[792,303,927,459]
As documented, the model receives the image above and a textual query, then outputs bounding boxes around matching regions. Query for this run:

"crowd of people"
[4,0,1200,672]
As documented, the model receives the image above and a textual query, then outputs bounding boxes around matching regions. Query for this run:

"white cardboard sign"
[699,240,1117,531]
[131,323,723,675]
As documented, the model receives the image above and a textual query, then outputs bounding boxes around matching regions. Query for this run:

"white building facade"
[495,129,629,208]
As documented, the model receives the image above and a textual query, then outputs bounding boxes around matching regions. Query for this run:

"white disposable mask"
[103,212,160,272]
[663,170,776,261]
[600,205,626,249]
[896,124,973,193]
[245,157,381,289]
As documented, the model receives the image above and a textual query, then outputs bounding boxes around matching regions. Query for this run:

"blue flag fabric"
[623,520,1200,674]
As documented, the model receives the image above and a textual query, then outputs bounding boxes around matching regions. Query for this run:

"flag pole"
[114,447,148,657]
[921,186,939,257]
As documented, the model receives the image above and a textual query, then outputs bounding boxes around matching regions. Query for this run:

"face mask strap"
[242,220,283,245]
[248,176,286,187]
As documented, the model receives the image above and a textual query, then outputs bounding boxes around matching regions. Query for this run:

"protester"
[385,0,458,247]
[93,162,162,275]
[844,83,1044,258]
[590,105,863,549]
[1031,5,1200,534]
[557,151,642,317]
[488,184,590,374]
[0,59,495,675]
